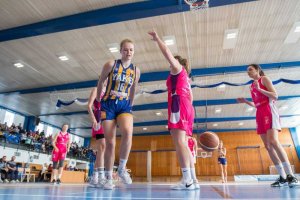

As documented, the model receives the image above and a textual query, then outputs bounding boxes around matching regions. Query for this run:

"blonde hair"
[120,39,134,50]
[174,55,190,75]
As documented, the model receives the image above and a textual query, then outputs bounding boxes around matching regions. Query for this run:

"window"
[46,126,53,137]
[74,135,80,144]
[36,123,44,133]
[13,114,25,128]
[0,108,6,123]
[4,111,14,127]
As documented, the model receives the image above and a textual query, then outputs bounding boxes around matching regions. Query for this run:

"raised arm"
[129,67,140,106]
[96,60,115,101]
[148,31,182,74]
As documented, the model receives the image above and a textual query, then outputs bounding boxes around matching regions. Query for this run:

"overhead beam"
[70,114,299,130]
[39,95,300,116]
[39,111,87,117]
[0,0,187,42]
[0,0,256,42]
[0,105,28,117]
[1,61,300,95]
[131,129,256,136]
[135,95,300,111]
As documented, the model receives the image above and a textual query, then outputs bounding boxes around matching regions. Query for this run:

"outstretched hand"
[148,31,159,41]
[236,98,247,103]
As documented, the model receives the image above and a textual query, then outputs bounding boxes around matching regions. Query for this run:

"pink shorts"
[168,95,194,136]
[256,103,281,134]
[52,144,67,162]
[92,126,104,138]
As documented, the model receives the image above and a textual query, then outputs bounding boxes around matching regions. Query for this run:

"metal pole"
[147,150,152,182]
[236,149,241,174]
[258,147,264,174]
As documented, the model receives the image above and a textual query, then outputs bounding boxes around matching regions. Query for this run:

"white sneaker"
[172,179,195,190]
[118,169,132,184]
[10,180,16,183]
[193,179,200,189]
[97,178,106,188]
[0,179,3,183]
[88,176,98,188]
[16,180,19,183]
[4,179,9,183]
[103,179,115,190]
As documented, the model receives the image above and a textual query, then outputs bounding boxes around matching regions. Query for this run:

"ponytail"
[175,55,190,75]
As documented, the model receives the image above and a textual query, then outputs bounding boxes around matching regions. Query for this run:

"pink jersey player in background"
[87,82,107,188]
[237,64,299,187]
[51,124,70,185]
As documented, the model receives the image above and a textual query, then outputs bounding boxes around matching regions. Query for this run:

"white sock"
[93,168,98,174]
[105,171,113,180]
[282,162,294,176]
[181,168,192,182]
[93,168,99,179]
[98,167,105,179]
[54,174,57,180]
[191,167,197,181]
[119,159,127,171]
[275,163,287,179]
[58,174,62,179]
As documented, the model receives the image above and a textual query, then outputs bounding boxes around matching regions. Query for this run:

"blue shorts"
[101,99,132,120]
[218,157,227,165]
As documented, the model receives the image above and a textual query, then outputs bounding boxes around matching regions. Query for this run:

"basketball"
[198,131,220,152]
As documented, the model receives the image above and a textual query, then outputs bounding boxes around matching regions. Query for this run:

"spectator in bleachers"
[40,130,45,137]
[7,156,19,183]
[0,156,9,183]
[0,122,9,132]
[17,123,23,130]
[0,122,92,160]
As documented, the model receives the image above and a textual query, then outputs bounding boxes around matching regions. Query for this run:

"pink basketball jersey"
[166,68,192,100]
[56,132,69,145]
[250,78,270,107]
[250,77,281,134]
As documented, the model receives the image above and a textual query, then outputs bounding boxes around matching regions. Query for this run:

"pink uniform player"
[88,87,106,187]
[250,78,281,134]
[167,67,194,137]
[149,30,197,190]
[51,124,70,185]
[237,64,299,188]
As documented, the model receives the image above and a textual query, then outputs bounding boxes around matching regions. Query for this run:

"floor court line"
[0,182,299,200]
[0,194,193,200]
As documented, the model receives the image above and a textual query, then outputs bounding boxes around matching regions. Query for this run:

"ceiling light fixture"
[14,62,24,68]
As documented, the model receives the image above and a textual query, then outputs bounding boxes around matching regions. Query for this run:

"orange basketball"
[198,131,219,152]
